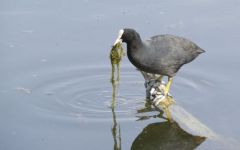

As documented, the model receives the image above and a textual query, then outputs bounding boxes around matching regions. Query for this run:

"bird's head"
[113,28,140,46]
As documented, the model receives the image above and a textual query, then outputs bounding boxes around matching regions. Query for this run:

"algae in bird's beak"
[110,42,125,84]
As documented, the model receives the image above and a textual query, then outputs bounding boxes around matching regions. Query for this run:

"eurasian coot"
[113,28,205,97]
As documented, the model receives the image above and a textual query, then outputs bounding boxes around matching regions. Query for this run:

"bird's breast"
[127,48,160,74]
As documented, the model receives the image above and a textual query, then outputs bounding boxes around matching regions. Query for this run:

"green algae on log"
[110,42,125,83]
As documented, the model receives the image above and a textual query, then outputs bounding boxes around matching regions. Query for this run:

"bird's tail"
[197,48,205,54]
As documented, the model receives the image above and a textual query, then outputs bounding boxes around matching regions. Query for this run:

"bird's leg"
[164,77,173,96]
[157,75,164,83]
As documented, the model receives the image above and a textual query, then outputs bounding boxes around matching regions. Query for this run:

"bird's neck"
[126,39,144,67]
[126,38,143,53]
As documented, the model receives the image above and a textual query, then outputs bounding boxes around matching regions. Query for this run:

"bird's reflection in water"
[131,121,206,150]
[111,81,121,150]
[110,81,205,150]
[133,103,206,150]
[136,100,167,121]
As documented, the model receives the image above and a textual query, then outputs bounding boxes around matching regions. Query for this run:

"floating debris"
[21,30,34,33]
[15,87,31,94]
[44,92,54,96]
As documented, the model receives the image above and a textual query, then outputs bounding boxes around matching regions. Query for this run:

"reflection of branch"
[111,81,117,108]
[111,81,121,150]
[111,107,121,150]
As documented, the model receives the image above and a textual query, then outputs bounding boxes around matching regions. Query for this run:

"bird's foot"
[154,94,174,108]
[152,94,166,106]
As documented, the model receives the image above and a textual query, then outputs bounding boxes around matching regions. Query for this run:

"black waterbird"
[113,28,205,97]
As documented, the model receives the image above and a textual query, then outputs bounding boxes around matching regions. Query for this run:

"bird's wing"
[146,34,204,64]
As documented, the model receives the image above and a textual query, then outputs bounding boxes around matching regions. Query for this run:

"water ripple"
[28,65,215,121]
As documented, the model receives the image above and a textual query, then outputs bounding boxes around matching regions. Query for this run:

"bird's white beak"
[113,29,124,46]
[114,38,122,45]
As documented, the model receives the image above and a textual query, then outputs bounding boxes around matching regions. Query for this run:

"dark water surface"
[1,0,240,149]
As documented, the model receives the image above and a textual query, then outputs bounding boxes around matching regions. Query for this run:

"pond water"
[1,0,240,149]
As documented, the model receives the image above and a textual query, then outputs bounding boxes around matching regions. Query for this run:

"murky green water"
[1,0,240,149]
